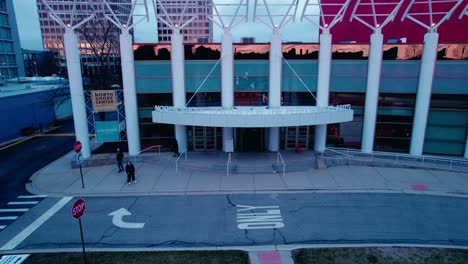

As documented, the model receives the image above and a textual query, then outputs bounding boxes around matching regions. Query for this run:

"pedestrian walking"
[125,160,136,184]
[116,148,124,172]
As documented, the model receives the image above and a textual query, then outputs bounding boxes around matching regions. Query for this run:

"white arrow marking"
[108,208,145,229]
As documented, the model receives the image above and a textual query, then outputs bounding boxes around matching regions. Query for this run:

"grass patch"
[293,247,468,264]
[21,250,249,264]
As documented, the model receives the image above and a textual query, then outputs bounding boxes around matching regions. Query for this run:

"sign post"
[74,141,84,189]
[72,198,87,264]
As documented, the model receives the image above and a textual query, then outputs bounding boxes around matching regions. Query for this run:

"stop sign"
[74,141,82,153]
[72,198,86,219]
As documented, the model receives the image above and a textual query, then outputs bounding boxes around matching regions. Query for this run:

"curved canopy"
[152,105,353,128]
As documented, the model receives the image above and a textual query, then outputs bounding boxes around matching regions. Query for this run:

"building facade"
[156,0,213,43]
[36,0,129,77]
[134,42,468,157]
[0,0,25,79]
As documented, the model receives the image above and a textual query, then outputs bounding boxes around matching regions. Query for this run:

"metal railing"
[175,151,187,174]
[129,145,163,164]
[226,152,232,177]
[277,151,286,177]
[325,147,468,172]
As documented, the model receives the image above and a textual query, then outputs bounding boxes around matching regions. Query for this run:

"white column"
[361,32,383,153]
[120,28,140,156]
[464,136,468,159]
[221,29,234,152]
[64,28,91,158]
[171,31,187,152]
[410,32,439,156]
[314,30,332,152]
[268,28,282,152]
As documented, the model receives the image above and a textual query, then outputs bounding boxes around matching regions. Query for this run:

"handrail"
[277,151,286,177]
[130,145,162,164]
[326,147,468,171]
[227,152,232,177]
[175,151,187,174]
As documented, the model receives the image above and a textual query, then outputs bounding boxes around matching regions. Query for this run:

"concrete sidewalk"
[27,150,468,197]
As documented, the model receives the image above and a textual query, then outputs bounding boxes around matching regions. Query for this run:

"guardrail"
[175,151,187,174]
[277,151,286,177]
[130,145,163,164]
[325,147,468,172]
[226,152,232,177]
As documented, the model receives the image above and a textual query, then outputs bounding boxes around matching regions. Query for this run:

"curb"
[2,243,468,255]
[31,187,468,199]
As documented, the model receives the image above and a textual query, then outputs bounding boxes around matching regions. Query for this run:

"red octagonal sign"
[74,141,82,153]
[72,198,86,219]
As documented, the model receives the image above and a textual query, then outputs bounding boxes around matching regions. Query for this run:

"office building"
[156,0,213,43]
[0,0,25,79]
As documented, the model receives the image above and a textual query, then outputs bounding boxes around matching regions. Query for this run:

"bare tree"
[75,2,122,90]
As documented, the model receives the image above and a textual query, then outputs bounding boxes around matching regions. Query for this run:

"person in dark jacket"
[125,160,135,184]
[116,148,124,172]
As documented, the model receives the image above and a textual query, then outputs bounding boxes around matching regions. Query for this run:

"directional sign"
[74,141,82,153]
[72,199,86,219]
[109,208,145,229]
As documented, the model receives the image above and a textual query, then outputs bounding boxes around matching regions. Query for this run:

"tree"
[75,2,122,90]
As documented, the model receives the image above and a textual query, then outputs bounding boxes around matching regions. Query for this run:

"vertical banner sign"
[72,199,87,264]
[91,90,117,112]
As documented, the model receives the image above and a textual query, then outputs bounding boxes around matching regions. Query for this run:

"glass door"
[192,126,217,151]
[285,126,309,150]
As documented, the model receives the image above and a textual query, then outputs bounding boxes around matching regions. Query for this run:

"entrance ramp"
[177,151,318,174]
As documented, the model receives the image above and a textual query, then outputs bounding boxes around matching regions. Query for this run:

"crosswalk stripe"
[1,197,73,250]
[0,225,5,230]
[17,195,47,199]
[0,216,18,220]
[0,209,29,212]
[7,201,39,205]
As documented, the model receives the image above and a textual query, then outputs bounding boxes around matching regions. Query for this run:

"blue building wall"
[135,60,468,94]
[135,59,468,156]
[0,90,56,142]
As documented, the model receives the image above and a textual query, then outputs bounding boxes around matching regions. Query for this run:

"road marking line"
[35,145,47,151]
[0,197,73,250]
[35,133,75,137]
[8,201,39,205]
[0,209,29,212]
[0,225,5,230]
[18,195,48,199]
[0,216,18,220]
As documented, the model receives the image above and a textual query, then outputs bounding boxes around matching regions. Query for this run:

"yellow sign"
[91,90,117,112]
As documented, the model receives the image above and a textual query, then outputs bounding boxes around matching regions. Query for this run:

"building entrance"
[284,126,309,150]
[192,126,217,151]
[236,128,265,152]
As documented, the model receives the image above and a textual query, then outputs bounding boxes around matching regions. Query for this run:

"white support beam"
[314,30,332,153]
[40,0,96,158]
[348,0,404,153]
[301,0,353,30]
[401,0,462,156]
[171,31,187,153]
[361,33,383,153]
[459,4,468,19]
[301,0,353,152]
[221,28,234,152]
[410,32,438,156]
[209,0,248,30]
[103,0,150,156]
[402,0,464,32]
[253,0,298,29]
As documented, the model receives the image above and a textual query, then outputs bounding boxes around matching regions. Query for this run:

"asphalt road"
[0,119,75,216]
[6,192,468,250]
